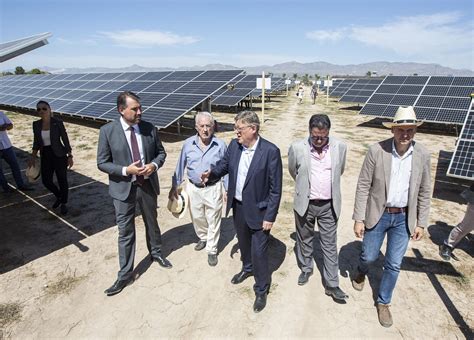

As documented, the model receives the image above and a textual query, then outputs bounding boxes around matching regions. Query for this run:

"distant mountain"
[14,61,474,76]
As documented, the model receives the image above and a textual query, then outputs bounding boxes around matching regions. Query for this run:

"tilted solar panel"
[359,76,474,124]
[0,70,245,128]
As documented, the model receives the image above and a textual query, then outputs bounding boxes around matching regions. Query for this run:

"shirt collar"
[120,116,138,132]
[193,134,216,146]
[391,140,413,159]
[243,137,259,152]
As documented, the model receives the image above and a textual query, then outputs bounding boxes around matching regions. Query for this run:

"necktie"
[129,126,144,185]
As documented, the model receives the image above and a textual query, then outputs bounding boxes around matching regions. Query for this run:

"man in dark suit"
[97,91,171,296]
[201,110,283,313]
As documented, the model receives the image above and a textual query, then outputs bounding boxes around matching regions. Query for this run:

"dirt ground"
[0,89,472,339]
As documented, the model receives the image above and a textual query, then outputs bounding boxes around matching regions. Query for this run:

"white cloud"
[99,29,199,47]
[350,12,472,56]
[306,12,473,69]
[306,29,346,42]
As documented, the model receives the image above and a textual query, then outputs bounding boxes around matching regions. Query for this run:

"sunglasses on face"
[37,107,49,112]
[311,136,328,142]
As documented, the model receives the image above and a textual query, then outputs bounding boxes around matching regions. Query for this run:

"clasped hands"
[126,160,156,177]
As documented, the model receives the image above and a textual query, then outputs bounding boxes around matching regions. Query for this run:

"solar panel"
[329,79,358,97]
[212,74,255,106]
[0,32,52,62]
[447,102,474,180]
[339,78,384,103]
[0,70,244,128]
[360,76,474,124]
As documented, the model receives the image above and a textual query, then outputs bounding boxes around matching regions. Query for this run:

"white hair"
[195,111,215,126]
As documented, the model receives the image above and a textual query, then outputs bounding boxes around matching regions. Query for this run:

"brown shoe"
[376,303,393,327]
[351,271,365,291]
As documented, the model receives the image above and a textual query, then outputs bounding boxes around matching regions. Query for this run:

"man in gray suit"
[288,114,348,302]
[97,91,171,296]
[352,106,431,327]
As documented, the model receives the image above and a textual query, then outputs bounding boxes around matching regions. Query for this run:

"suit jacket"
[352,138,431,233]
[210,137,283,230]
[288,136,347,219]
[32,116,72,157]
[97,119,166,201]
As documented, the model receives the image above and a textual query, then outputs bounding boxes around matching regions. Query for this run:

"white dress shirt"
[0,111,12,150]
[386,141,413,208]
[235,137,259,201]
[41,130,51,146]
[120,117,145,180]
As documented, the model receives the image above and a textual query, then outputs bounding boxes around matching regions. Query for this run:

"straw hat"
[167,186,189,219]
[382,106,423,128]
[26,162,41,183]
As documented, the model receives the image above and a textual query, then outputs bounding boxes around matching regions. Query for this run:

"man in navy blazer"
[202,110,283,313]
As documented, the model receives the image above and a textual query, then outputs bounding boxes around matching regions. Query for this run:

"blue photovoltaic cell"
[360,75,473,124]
[0,70,244,128]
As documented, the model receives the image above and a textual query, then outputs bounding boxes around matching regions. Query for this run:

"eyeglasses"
[310,135,329,142]
[234,125,251,133]
[37,107,49,112]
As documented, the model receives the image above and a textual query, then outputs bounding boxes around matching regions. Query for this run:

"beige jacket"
[352,138,431,233]
[288,136,347,219]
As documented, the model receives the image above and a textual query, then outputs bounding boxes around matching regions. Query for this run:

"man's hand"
[354,221,365,238]
[137,163,156,177]
[27,156,36,168]
[262,221,273,231]
[411,226,424,241]
[126,160,145,175]
[67,157,74,169]
[168,187,179,200]
[201,170,210,184]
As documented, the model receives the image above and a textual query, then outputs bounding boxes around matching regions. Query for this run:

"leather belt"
[385,207,407,214]
[191,180,219,188]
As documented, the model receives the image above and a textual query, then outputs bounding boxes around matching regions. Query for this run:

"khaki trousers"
[186,181,223,254]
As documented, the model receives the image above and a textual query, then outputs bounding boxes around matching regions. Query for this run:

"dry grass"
[0,302,22,328]
[44,269,86,296]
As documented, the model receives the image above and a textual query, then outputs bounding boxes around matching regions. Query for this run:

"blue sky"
[1,0,473,71]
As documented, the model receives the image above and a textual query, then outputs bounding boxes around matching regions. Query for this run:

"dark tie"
[129,127,144,185]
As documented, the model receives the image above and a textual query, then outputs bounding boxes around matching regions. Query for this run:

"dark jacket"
[33,116,72,157]
[210,137,283,229]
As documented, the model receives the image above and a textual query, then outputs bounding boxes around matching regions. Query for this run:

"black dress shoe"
[52,198,61,209]
[253,293,267,313]
[231,270,253,284]
[104,279,131,296]
[153,255,172,268]
[325,286,349,301]
[60,204,68,215]
[298,271,313,286]
[18,185,34,191]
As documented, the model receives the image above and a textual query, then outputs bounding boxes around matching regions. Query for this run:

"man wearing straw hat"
[169,111,227,267]
[352,106,431,328]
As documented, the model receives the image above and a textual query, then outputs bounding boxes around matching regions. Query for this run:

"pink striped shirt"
[310,143,332,200]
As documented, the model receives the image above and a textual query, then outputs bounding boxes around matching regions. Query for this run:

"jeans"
[0,146,25,191]
[358,211,410,305]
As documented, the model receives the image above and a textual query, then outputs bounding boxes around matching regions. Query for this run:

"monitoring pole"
[261,71,265,125]
[326,75,330,105]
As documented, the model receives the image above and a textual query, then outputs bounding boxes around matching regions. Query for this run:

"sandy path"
[0,89,472,339]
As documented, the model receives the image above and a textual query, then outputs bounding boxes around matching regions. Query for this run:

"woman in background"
[29,100,73,214]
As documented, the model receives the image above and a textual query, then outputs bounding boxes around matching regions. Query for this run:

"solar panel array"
[447,101,474,180]
[0,70,244,128]
[360,76,474,124]
[320,79,342,93]
[339,78,384,103]
[212,74,256,106]
[0,32,52,63]
[329,79,358,96]
[212,75,287,106]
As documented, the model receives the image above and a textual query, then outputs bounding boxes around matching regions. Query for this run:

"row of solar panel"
[0,70,245,128]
